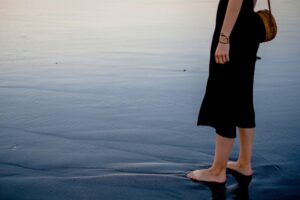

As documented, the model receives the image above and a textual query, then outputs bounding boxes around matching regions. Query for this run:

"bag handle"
[267,0,274,26]
[267,0,272,15]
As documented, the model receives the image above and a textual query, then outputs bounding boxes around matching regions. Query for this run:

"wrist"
[219,32,230,44]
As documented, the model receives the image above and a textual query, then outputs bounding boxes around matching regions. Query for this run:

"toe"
[187,170,198,179]
[186,171,193,178]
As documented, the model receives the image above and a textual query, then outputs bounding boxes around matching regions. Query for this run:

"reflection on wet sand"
[206,181,226,200]
[202,169,253,200]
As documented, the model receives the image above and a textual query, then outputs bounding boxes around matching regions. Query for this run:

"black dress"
[197,0,261,138]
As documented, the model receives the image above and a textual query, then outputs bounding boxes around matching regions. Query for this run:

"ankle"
[209,166,226,176]
[236,160,252,169]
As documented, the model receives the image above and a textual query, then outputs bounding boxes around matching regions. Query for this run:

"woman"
[187,0,260,185]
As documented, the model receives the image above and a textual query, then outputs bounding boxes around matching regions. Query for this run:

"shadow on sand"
[204,169,253,200]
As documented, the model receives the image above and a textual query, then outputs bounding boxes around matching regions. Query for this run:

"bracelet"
[219,32,230,44]
[219,40,229,44]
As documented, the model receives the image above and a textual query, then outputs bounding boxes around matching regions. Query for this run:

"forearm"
[220,0,244,38]
[253,0,257,8]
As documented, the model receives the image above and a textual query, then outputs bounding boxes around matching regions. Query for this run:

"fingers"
[217,55,224,64]
[225,52,230,62]
[215,53,229,64]
[215,43,230,64]
[215,54,220,64]
[221,55,226,64]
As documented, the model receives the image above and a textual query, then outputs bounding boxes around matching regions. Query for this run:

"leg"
[227,127,254,176]
[187,133,235,183]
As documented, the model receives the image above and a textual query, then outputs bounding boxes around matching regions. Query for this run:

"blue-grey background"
[0,0,299,199]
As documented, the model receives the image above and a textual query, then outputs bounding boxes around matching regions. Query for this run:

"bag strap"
[267,0,274,27]
[267,0,272,15]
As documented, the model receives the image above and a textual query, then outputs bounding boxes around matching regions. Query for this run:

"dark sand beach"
[1,0,300,199]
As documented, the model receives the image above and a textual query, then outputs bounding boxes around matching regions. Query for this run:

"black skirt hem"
[197,120,256,139]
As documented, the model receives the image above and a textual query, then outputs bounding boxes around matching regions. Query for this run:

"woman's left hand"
[215,43,230,64]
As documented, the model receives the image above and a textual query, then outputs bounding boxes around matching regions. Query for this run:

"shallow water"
[1,0,300,199]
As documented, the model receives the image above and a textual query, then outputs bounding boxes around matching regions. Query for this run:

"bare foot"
[186,168,226,183]
[227,161,253,176]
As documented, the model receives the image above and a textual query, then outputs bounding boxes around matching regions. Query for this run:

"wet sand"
[1,0,300,199]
